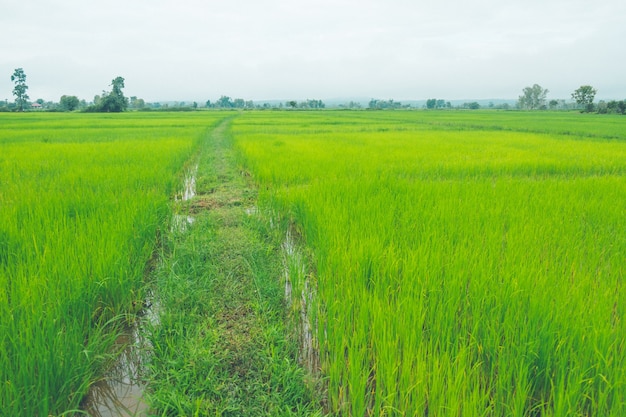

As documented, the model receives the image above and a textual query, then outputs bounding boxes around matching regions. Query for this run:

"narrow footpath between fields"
[145,116,322,416]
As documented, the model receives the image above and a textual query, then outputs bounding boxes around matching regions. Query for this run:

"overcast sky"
[1,0,624,103]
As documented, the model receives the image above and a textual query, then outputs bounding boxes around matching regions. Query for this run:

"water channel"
[82,166,197,416]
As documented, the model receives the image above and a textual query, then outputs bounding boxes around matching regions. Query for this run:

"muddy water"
[82,317,152,417]
[171,214,195,233]
[171,166,198,233]
[176,164,198,202]
[282,228,319,372]
[83,168,198,416]
[251,207,318,370]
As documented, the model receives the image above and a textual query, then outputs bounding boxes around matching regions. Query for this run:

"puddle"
[175,164,198,202]
[171,165,198,233]
[282,228,319,372]
[170,214,195,233]
[82,303,157,416]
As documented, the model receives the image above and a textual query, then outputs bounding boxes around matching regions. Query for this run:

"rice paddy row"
[232,110,626,416]
[0,112,228,416]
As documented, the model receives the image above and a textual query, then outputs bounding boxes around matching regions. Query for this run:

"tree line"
[4,68,624,114]
[3,69,136,112]
[517,83,625,114]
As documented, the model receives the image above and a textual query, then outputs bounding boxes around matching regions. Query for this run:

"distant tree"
[548,99,559,110]
[518,84,549,110]
[205,100,212,108]
[11,68,29,111]
[368,99,402,110]
[105,76,128,111]
[233,98,245,108]
[463,102,480,110]
[59,95,80,111]
[571,85,597,113]
[604,100,625,115]
[287,100,297,109]
[426,99,447,109]
[84,77,128,112]
[129,96,145,109]
[301,99,324,109]
[94,77,128,113]
[217,95,233,108]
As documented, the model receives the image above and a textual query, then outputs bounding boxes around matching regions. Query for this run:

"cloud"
[1,0,624,101]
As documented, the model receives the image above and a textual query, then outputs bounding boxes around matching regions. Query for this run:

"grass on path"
[146,117,322,416]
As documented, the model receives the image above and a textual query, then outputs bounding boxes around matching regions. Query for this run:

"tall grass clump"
[0,112,227,416]
[232,111,626,416]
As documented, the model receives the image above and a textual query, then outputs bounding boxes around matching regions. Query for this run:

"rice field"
[2,110,625,416]
[0,112,227,415]
[232,111,626,416]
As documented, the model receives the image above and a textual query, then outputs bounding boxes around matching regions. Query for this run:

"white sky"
[1,0,624,103]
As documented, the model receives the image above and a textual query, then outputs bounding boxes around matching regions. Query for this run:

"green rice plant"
[0,112,227,416]
[232,110,626,416]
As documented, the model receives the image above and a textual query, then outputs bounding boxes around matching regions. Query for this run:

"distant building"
[31,102,42,110]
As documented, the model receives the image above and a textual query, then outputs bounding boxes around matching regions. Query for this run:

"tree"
[426,98,436,109]
[368,99,402,110]
[302,99,325,109]
[88,77,128,112]
[571,85,597,113]
[129,96,145,109]
[217,95,233,108]
[59,95,80,111]
[604,100,625,115]
[104,76,128,112]
[518,84,548,110]
[11,68,29,111]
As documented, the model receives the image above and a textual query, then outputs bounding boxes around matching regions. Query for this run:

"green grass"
[0,112,227,416]
[232,110,626,416]
[146,117,322,416]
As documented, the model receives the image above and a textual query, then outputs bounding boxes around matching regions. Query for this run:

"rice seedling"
[0,112,227,416]
[3,109,624,416]
[232,110,626,416]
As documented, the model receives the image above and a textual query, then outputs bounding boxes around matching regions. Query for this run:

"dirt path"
[145,116,321,416]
